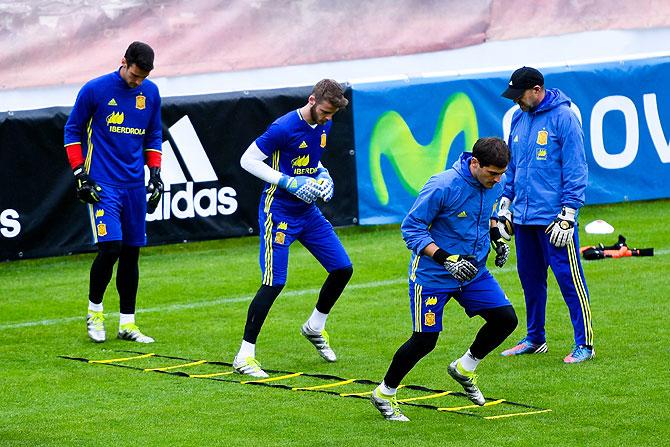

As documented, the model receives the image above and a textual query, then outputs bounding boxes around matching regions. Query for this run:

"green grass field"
[2,199,669,446]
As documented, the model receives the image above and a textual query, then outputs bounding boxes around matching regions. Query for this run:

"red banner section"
[2,0,667,90]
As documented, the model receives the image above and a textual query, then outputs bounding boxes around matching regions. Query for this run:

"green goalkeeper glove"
[490,227,510,267]
[73,165,102,204]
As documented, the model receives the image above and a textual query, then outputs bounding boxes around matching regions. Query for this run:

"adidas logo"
[513,135,519,142]
[299,141,308,149]
[108,98,117,106]
[146,115,238,221]
[457,211,467,218]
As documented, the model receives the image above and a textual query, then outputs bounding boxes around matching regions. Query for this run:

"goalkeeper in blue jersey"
[371,138,518,422]
[63,42,163,344]
[233,79,353,378]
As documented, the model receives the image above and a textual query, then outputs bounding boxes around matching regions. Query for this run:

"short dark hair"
[472,137,510,168]
[124,41,154,71]
[312,79,349,109]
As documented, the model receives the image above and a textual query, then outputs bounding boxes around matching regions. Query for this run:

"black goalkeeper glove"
[73,165,102,204]
[490,227,510,268]
[146,167,164,214]
[432,248,478,283]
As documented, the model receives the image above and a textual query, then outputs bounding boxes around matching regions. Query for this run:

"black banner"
[0,86,356,261]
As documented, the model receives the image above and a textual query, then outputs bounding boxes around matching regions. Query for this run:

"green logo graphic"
[369,92,478,205]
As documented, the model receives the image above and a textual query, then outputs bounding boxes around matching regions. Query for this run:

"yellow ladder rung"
[188,371,235,378]
[438,399,505,411]
[292,379,355,391]
[340,390,371,397]
[398,391,452,403]
[484,409,552,420]
[340,384,406,397]
[89,353,155,364]
[241,372,303,384]
[144,360,207,372]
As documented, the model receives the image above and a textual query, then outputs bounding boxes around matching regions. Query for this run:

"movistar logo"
[291,154,310,167]
[106,111,124,125]
[368,92,478,205]
[147,115,238,221]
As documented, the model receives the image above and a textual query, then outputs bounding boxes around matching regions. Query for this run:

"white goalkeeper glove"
[496,197,514,241]
[546,207,576,248]
[432,248,478,283]
[278,174,322,203]
[315,167,334,202]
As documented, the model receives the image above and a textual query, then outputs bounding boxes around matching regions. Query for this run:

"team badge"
[320,131,327,148]
[424,311,436,327]
[135,94,146,110]
[97,222,107,237]
[278,222,288,230]
[536,130,548,145]
[425,296,437,306]
[275,231,285,244]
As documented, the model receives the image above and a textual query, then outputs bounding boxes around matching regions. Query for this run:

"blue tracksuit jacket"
[503,88,587,224]
[401,152,505,289]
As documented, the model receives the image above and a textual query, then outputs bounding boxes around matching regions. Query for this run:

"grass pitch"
[1,200,669,446]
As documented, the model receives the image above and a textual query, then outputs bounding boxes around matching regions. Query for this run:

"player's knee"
[497,305,518,334]
[410,331,439,355]
[332,265,353,282]
[96,241,123,263]
[119,244,140,263]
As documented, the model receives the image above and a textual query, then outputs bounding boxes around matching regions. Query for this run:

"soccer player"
[370,138,517,422]
[233,79,354,378]
[498,67,594,363]
[64,41,163,344]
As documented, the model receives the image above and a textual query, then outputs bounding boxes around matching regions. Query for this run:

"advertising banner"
[353,57,670,224]
[0,86,356,261]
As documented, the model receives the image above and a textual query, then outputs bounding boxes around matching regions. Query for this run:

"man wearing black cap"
[496,67,595,363]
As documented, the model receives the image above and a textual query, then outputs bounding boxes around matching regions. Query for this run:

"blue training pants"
[515,225,594,347]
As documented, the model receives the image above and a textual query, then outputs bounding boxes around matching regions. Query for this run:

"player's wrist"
[73,164,87,178]
[277,174,293,190]
[431,248,449,265]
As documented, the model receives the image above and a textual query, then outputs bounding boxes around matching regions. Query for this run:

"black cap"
[501,67,544,99]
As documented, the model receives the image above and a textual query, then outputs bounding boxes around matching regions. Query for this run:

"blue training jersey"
[255,109,332,213]
[401,152,505,289]
[64,69,162,188]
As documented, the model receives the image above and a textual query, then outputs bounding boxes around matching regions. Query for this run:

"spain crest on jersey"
[136,94,146,110]
[536,130,548,145]
[424,311,436,327]
[320,131,327,148]
[97,223,107,237]
[275,232,285,245]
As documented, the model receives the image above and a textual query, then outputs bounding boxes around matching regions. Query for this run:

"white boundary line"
[3,248,665,331]
[0,278,407,331]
